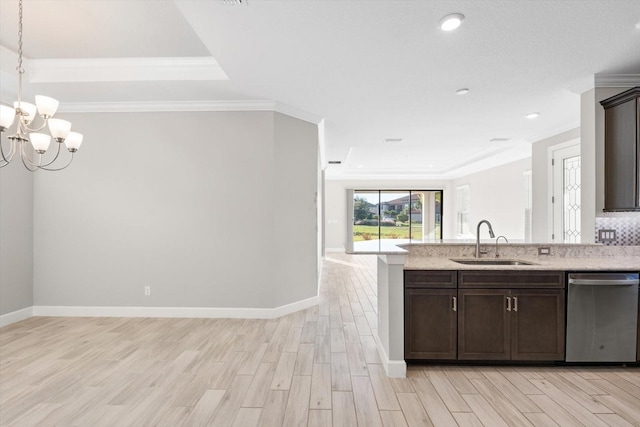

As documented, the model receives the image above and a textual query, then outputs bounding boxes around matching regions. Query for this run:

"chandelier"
[0,0,83,171]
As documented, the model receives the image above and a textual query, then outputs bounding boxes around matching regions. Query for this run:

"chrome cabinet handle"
[506,296,512,312]
[513,296,518,312]
[452,296,457,312]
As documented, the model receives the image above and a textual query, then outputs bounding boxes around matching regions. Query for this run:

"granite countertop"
[404,256,640,271]
[355,241,640,271]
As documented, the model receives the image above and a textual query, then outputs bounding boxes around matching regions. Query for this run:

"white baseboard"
[270,296,319,318]
[32,296,319,320]
[374,332,407,378]
[0,306,33,328]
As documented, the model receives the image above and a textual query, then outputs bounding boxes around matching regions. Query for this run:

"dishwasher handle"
[568,277,639,286]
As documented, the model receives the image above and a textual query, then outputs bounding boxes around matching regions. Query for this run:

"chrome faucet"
[495,235,508,258]
[475,220,495,258]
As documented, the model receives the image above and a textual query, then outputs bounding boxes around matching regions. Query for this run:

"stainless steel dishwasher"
[566,272,639,362]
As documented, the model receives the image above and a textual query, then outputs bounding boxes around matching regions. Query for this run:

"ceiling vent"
[384,138,403,143]
[328,160,342,165]
[223,0,247,5]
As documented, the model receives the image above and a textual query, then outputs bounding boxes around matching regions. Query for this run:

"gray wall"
[0,160,33,315]
[452,158,532,240]
[273,112,319,306]
[33,111,318,309]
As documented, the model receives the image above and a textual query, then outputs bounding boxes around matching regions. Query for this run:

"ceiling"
[1,0,639,179]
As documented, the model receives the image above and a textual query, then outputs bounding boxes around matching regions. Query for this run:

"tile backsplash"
[595,213,640,246]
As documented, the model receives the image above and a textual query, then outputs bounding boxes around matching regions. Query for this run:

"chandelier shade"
[0,0,84,172]
[0,105,15,129]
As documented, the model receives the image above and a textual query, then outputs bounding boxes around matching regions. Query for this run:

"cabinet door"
[604,97,639,210]
[405,289,457,360]
[511,289,565,361]
[457,289,510,360]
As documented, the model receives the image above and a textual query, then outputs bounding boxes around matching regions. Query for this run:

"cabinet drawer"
[405,270,457,288]
[458,270,564,289]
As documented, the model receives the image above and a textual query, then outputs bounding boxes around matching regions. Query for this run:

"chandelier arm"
[22,118,48,133]
[20,140,43,167]
[38,142,63,168]
[37,153,73,172]
[0,138,16,164]
[20,150,40,172]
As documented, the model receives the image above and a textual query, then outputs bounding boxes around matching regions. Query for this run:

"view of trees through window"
[353,190,443,242]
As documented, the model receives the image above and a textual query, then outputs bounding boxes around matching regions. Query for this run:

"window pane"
[456,185,471,236]
[380,191,411,240]
[353,191,379,243]
[563,156,581,243]
[410,191,442,240]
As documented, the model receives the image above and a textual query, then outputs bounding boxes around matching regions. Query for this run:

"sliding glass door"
[352,190,442,244]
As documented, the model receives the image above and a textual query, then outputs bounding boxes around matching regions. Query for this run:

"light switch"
[598,229,617,242]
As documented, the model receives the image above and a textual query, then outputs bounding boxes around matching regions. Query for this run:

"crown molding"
[525,121,581,144]
[569,74,640,94]
[594,74,640,88]
[27,56,228,83]
[327,144,532,181]
[57,100,324,125]
[58,100,275,113]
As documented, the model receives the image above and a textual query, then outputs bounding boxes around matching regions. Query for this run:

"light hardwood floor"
[1,253,639,426]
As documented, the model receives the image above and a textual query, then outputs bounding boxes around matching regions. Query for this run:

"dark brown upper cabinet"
[600,87,640,211]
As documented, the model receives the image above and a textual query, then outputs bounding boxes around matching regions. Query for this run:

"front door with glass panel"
[551,143,581,243]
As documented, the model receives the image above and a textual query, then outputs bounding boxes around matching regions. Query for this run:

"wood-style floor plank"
[351,376,383,427]
[396,392,434,427]
[332,391,358,427]
[310,363,332,410]
[308,409,332,427]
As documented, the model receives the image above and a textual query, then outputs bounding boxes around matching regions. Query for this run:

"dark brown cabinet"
[600,87,640,211]
[457,288,565,361]
[404,271,457,360]
[405,269,566,362]
[510,289,565,361]
[405,289,457,359]
[457,289,510,360]
[457,270,565,362]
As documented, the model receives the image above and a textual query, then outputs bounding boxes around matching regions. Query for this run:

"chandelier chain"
[17,0,24,74]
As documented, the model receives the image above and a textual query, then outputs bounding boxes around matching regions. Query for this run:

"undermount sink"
[450,259,537,266]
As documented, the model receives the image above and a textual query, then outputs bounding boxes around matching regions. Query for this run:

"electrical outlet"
[144,286,151,296]
[538,247,551,255]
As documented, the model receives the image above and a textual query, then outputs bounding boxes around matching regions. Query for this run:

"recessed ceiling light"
[489,138,511,143]
[456,88,469,95]
[439,13,465,31]
[384,138,403,143]
[525,112,540,119]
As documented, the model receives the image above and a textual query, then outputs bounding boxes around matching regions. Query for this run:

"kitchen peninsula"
[356,242,640,378]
